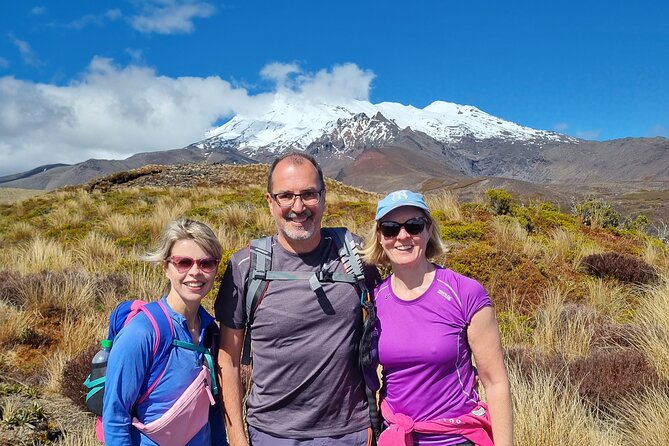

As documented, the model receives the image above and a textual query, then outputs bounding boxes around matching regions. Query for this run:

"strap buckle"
[318,270,334,282]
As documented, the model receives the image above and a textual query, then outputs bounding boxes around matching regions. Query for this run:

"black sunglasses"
[378,217,428,238]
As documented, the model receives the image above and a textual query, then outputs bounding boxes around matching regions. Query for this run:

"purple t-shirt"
[375,266,491,445]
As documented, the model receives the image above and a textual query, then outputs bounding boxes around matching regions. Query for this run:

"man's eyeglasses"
[168,256,220,273]
[378,217,429,238]
[271,190,323,208]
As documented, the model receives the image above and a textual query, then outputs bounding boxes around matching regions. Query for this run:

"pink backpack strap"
[133,301,175,405]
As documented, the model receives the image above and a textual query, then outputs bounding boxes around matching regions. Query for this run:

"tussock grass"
[642,239,669,270]
[632,278,669,380]
[124,258,168,301]
[218,203,255,229]
[490,216,542,260]
[532,285,595,360]
[0,302,34,347]
[75,232,121,273]
[612,388,669,444]
[74,189,95,208]
[103,213,134,238]
[4,221,37,243]
[510,365,621,445]
[571,239,603,270]
[44,351,70,393]
[427,191,462,222]
[95,200,112,218]
[147,198,190,238]
[496,292,533,347]
[584,278,633,321]
[545,227,579,264]
[2,173,669,442]
[59,428,99,446]
[47,206,85,229]
[9,271,98,313]
[250,208,279,236]
[213,226,250,256]
[0,187,43,204]
[61,313,106,357]
[0,397,20,423]
[15,238,73,274]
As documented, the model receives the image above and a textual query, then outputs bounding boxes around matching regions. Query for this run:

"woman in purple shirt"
[361,190,513,446]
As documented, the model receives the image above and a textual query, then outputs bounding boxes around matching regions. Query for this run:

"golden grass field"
[0,163,668,445]
[0,188,44,205]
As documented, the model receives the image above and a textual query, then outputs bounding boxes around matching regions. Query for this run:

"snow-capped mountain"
[4,95,667,195]
[198,96,574,158]
[185,95,579,190]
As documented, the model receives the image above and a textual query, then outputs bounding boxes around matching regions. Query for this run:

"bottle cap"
[101,339,113,349]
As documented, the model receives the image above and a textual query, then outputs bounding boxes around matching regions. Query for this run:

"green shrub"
[486,188,514,216]
[187,206,213,218]
[571,195,621,228]
[619,214,651,232]
[441,221,486,241]
[516,203,578,234]
[447,242,498,280]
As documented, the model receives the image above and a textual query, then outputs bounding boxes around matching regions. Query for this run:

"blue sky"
[1,0,668,176]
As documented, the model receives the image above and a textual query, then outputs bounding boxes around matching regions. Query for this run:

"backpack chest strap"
[262,270,357,285]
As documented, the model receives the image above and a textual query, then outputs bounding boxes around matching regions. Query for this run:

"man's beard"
[280,210,316,241]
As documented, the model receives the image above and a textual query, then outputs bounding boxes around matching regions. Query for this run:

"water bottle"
[85,339,112,416]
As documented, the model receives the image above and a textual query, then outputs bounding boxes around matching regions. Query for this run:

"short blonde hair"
[141,218,222,264]
[360,208,444,267]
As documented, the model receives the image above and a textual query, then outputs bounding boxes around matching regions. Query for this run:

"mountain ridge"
[1,98,667,205]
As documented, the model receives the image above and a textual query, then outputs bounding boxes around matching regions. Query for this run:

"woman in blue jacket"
[103,218,228,445]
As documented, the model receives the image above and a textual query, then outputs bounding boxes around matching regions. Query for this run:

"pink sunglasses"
[168,256,219,273]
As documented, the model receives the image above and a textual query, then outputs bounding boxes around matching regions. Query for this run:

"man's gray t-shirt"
[215,230,380,438]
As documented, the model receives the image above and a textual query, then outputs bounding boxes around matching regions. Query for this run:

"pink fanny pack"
[131,367,216,446]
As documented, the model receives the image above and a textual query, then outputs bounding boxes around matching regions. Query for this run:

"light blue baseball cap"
[375,190,429,220]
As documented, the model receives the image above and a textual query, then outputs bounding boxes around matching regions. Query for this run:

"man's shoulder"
[228,245,252,271]
[322,227,363,245]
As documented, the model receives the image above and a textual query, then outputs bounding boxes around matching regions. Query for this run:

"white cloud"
[65,9,123,29]
[260,62,301,87]
[0,58,251,175]
[0,59,374,176]
[648,124,667,137]
[575,129,601,140]
[260,62,375,103]
[553,122,568,132]
[107,9,123,20]
[130,0,217,34]
[295,64,375,101]
[9,34,43,67]
[30,6,47,15]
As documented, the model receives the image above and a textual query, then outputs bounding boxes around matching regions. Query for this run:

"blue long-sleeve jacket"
[102,297,227,445]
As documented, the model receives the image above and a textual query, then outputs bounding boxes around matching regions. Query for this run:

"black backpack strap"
[241,236,273,366]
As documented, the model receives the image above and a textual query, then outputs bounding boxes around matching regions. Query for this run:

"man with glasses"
[216,152,380,446]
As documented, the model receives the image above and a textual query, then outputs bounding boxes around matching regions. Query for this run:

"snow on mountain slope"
[201,95,572,155]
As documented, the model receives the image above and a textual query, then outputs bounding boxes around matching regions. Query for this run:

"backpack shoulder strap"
[134,300,175,405]
[241,236,273,365]
[325,228,381,440]
[324,227,369,299]
[240,230,369,365]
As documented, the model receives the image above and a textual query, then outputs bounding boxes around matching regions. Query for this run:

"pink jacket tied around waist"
[378,400,494,446]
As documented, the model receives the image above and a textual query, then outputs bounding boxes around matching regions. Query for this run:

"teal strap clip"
[172,340,219,396]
